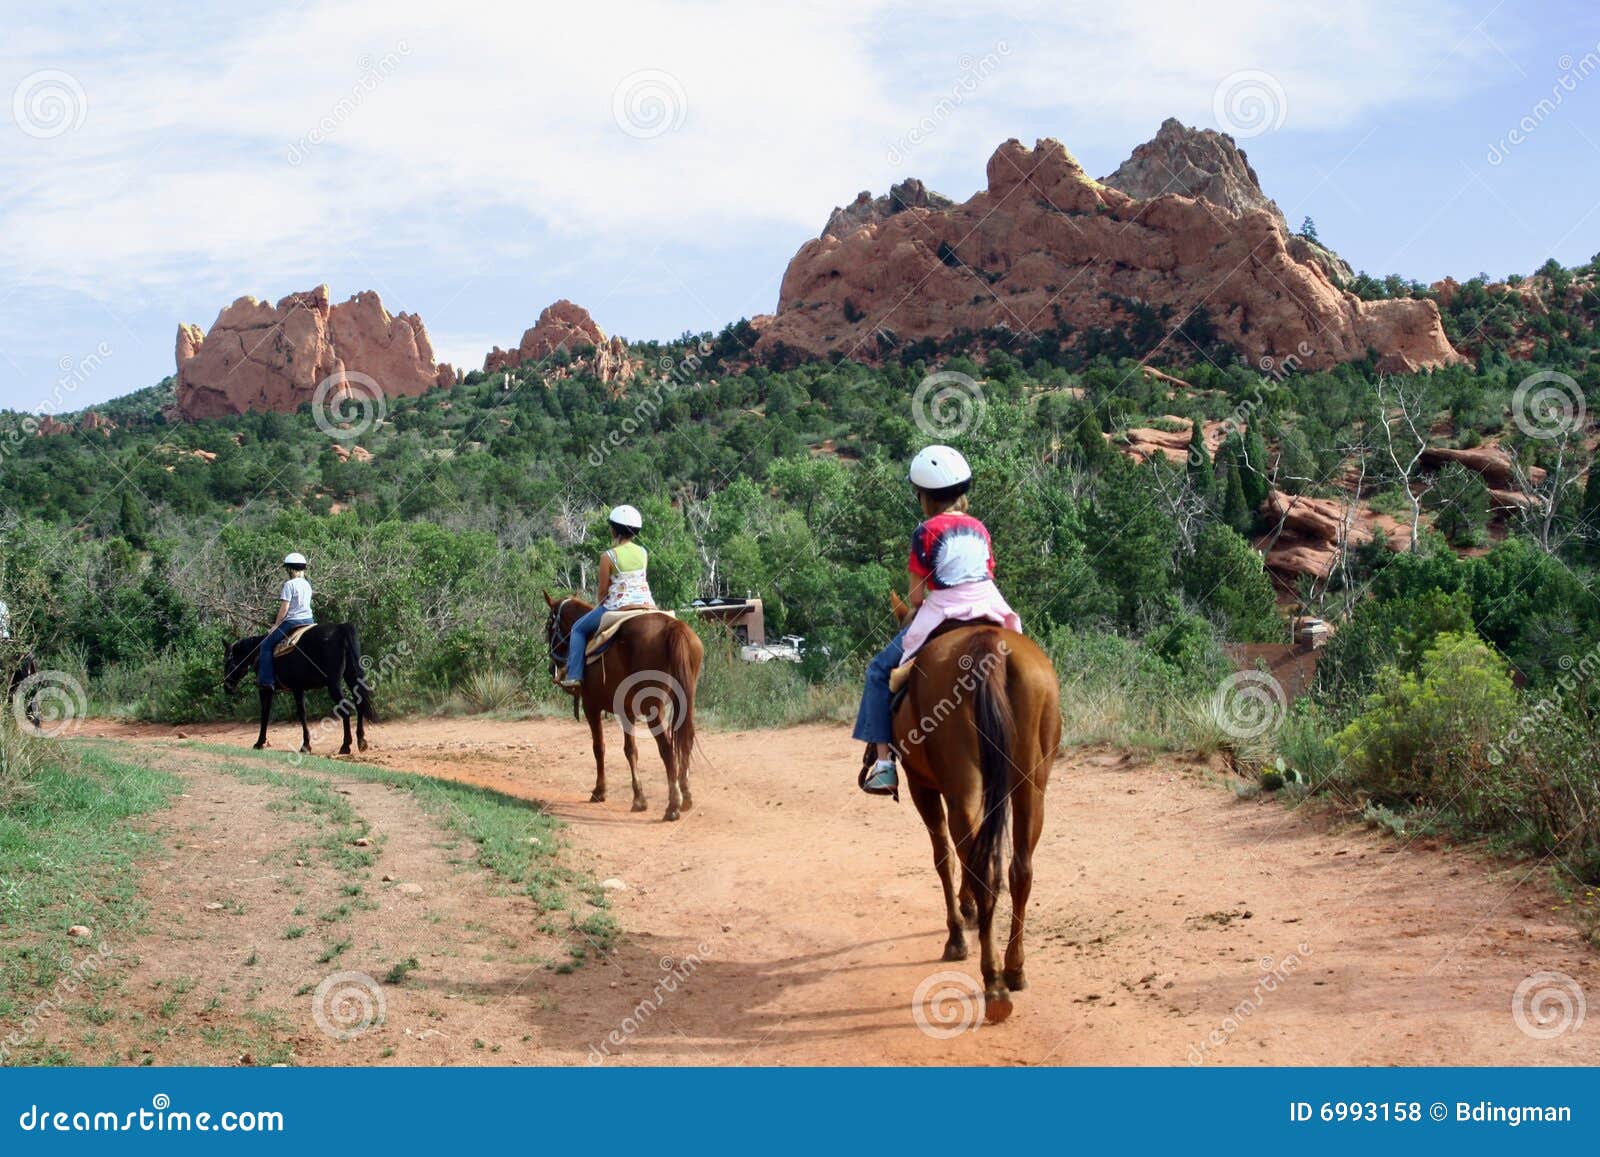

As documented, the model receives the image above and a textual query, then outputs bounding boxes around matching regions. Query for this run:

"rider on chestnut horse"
[853,445,1022,796]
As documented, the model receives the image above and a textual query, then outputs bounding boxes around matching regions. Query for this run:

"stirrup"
[858,758,899,801]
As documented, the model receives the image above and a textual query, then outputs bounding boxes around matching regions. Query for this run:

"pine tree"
[1223,462,1252,534]
[1300,217,1319,243]
[1240,426,1271,510]
[1580,457,1600,559]
[1186,417,1213,499]
[118,488,147,548]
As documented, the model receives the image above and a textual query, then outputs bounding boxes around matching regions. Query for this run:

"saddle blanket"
[586,608,676,659]
[272,624,316,658]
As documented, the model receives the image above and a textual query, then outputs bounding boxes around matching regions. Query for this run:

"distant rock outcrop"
[483,300,638,385]
[175,286,455,420]
[756,131,1455,372]
[822,178,955,241]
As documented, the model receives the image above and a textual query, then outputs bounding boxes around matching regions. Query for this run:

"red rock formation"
[174,286,453,420]
[1257,490,1411,581]
[34,415,72,436]
[80,410,115,433]
[757,135,1463,373]
[822,178,954,241]
[484,300,638,385]
[1420,444,1544,489]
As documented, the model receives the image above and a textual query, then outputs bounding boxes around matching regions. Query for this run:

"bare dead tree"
[1374,375,1435,552]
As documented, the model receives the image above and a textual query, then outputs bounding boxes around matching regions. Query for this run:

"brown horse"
[543,592,704,821]
[880,591,1060,1024]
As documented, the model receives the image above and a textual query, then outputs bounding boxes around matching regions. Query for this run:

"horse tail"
[665,621,701,776]
[343,624,379,724]
[970,632,1016,895]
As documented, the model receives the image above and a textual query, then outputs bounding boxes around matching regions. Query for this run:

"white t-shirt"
[280,576,314,622]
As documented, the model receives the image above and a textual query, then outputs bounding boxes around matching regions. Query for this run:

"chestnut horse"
[879,591,1060,1024]
[543,593,703,822]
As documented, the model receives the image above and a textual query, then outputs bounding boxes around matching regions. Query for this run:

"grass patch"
[0,731,179,1064]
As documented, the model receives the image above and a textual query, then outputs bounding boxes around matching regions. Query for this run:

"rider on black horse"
[259,552,315,690]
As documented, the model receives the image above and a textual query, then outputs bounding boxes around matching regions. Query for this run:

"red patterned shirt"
[908,512,995,591]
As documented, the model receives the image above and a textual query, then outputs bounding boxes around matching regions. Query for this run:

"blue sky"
[2,0,1599,413]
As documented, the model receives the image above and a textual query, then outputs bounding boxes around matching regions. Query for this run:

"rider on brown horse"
[854,446,1022,796]
[558,504,652,690]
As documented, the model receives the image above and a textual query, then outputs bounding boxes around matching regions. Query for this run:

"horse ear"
[889,589,909,618]
[543,590,557,608]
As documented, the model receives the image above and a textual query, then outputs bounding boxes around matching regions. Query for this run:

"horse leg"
[293,690,311,752]
[948,794,1009,1020]
[1004,778,1042,993]
[353,681,368,752]
[908,781,966,961]
[332,684,352,754]
[648,717,682,822]
[622,725,648,813]
[254,687,273,749]
[585,698,607,803]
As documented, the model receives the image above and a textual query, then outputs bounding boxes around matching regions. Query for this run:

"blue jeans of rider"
[851,627,907,746]
[258,619,313,687]
[565,605,609,683]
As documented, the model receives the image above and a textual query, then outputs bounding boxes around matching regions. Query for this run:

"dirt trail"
[72,716,1599,1066]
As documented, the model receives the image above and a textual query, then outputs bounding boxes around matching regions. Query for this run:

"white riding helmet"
[908,445,972,490]
[283,552,308,567]
[608,504,643,530]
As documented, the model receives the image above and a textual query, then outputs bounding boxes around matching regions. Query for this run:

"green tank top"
[610,542,647,572]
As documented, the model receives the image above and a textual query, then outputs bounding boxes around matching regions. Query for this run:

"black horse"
[8,653,40,728]
[223,624,375,754]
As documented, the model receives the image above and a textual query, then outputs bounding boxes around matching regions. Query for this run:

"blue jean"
[259,619,313,686]
[565,605,608,682]
[851,627,906,745]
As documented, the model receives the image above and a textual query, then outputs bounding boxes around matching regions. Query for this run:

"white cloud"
[0,0,1498,402]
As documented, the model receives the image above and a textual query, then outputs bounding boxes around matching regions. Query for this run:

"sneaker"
[860,758,899,798]
[557,677,583,691]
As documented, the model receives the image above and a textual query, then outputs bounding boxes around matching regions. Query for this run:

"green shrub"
[1334,632,1519,804]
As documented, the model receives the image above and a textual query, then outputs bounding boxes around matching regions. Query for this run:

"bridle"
[546,597,574,676]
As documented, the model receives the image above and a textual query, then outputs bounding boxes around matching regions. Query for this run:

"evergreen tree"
[1299,217,1319,243]
[1223,462,1252,534]
[1186,417,1213,499]
[117,488,147,549]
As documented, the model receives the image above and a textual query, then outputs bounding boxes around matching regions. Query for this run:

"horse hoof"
[1003,969,1027,992]
[983,991,1014,1025]
[631,799,649,813]
[680,796,694,812]
[942,940,968,962]
[357,740,369,752]
[253,742,267,751]
[300,745,312,754]
[662,808,680,822]
[589,790,606,803]
[338,746,352,756]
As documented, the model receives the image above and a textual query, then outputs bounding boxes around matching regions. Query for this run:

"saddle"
[272,624,316,658]
[585,607,675,659]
